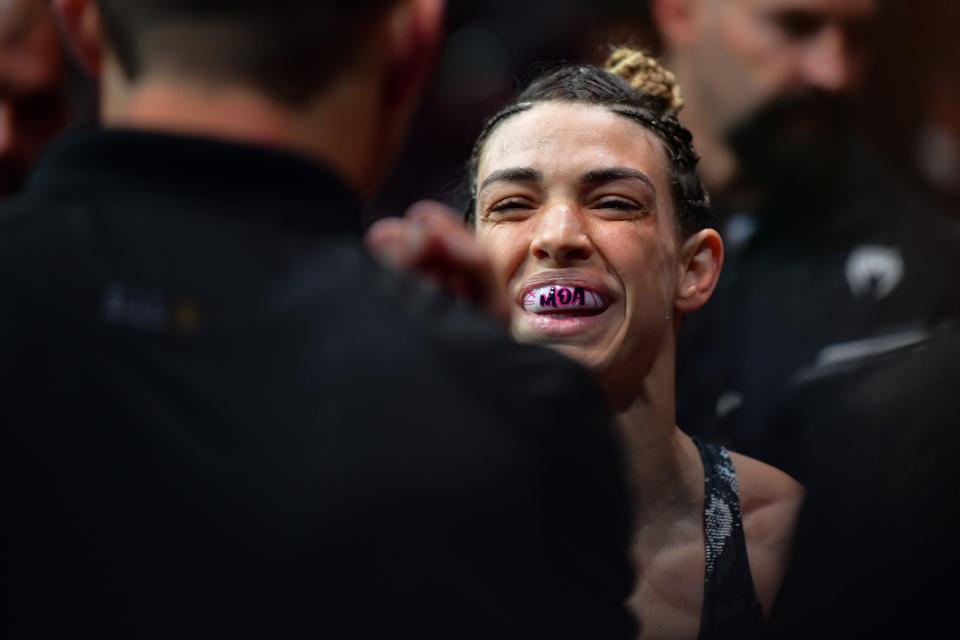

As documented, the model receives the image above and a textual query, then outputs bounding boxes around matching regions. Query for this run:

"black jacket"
[0,129,635,638]
[765,331,960,638]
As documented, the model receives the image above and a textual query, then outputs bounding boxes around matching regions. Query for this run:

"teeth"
[523,285,606,314]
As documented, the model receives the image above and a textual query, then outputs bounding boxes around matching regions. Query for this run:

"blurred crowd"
[5,3,957,218]
[376,0,960,219]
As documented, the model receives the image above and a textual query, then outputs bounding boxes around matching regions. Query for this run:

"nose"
[799,25,854,94]
[530,202,593,264]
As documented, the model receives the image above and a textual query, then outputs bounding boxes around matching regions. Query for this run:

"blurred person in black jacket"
[763,329,960,637]
[646,0,960,475]
[0,0,70,195]
[0,1,636,637]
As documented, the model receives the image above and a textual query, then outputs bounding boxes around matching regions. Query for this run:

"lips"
[514,275,616,340]
[521,284,609,315]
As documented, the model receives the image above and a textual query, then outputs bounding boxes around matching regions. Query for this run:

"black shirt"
[0,128,635,638]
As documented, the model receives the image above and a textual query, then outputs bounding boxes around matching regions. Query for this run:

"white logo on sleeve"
[845,245,904,301]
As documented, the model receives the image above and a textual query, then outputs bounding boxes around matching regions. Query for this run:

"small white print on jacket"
[845,244,904,301]
[101,282,202,334]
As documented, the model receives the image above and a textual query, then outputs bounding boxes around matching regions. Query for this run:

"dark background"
[371,0,960,225]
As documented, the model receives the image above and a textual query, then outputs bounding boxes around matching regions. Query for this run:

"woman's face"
[474,101,686,380]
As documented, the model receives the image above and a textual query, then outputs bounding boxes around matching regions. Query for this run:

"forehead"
[478,102,670,185]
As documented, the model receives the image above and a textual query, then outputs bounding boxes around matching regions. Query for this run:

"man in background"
[0,0,74,195]
[0,1,634,637]
[650,0,960,476]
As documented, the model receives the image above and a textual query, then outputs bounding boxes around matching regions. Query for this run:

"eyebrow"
[478,167,543,193]
[478,166,656,196]
[580,167,656,194]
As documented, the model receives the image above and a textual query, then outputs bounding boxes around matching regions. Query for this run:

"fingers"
[367,200,478,274]
[364,201,512,326]
[406,201,488,271]
[404,199,461,222]
[364,217,425,269]
[403,206,505,309]
[365,200,466,269]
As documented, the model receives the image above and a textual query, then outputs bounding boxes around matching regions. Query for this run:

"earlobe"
[360,0,445,196]
[675,229,724,314]
[383,0,445,104]
[53,0,103,79]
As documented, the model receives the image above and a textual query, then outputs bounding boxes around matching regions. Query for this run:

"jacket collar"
[29,126,365,236]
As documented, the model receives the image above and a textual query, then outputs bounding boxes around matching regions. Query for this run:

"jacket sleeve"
[536,358,636,639]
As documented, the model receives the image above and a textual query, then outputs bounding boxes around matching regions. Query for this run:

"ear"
[652,0,698,48]
[54,0,103,78]
[349,0,445,197]
[675,228,723,314]
[382,0,445,106]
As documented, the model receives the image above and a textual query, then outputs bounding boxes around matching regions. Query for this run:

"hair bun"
[604,48,684,115]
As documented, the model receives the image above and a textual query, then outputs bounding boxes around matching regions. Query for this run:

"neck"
[606,329,703,535]
[100,68,382,198]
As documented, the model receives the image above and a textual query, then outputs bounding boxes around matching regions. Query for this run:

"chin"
[510,315,619,370]
[536,340,612,376]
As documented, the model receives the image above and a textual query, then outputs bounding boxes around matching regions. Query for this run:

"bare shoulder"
[728,453,804,517]
[727,452,805,617]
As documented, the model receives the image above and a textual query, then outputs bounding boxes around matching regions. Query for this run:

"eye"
[768,10,825,41]
[490,198,532,212]
[482,198,536,221]
[591,198,648,219]
[596,199,640,211]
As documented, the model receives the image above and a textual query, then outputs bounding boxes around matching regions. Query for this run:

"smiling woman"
[467,49,805,640]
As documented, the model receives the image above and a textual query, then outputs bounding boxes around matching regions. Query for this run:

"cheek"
[598,227,679,307]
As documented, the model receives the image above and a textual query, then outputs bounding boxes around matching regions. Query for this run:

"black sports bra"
[693,437,764,640]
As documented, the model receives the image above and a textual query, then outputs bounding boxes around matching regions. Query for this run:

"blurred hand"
[365,200,511,326]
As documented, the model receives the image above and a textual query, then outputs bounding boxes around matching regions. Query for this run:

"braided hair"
[466,48,712,238]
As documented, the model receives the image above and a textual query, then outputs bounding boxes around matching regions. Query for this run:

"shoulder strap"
[692,437,765,640]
